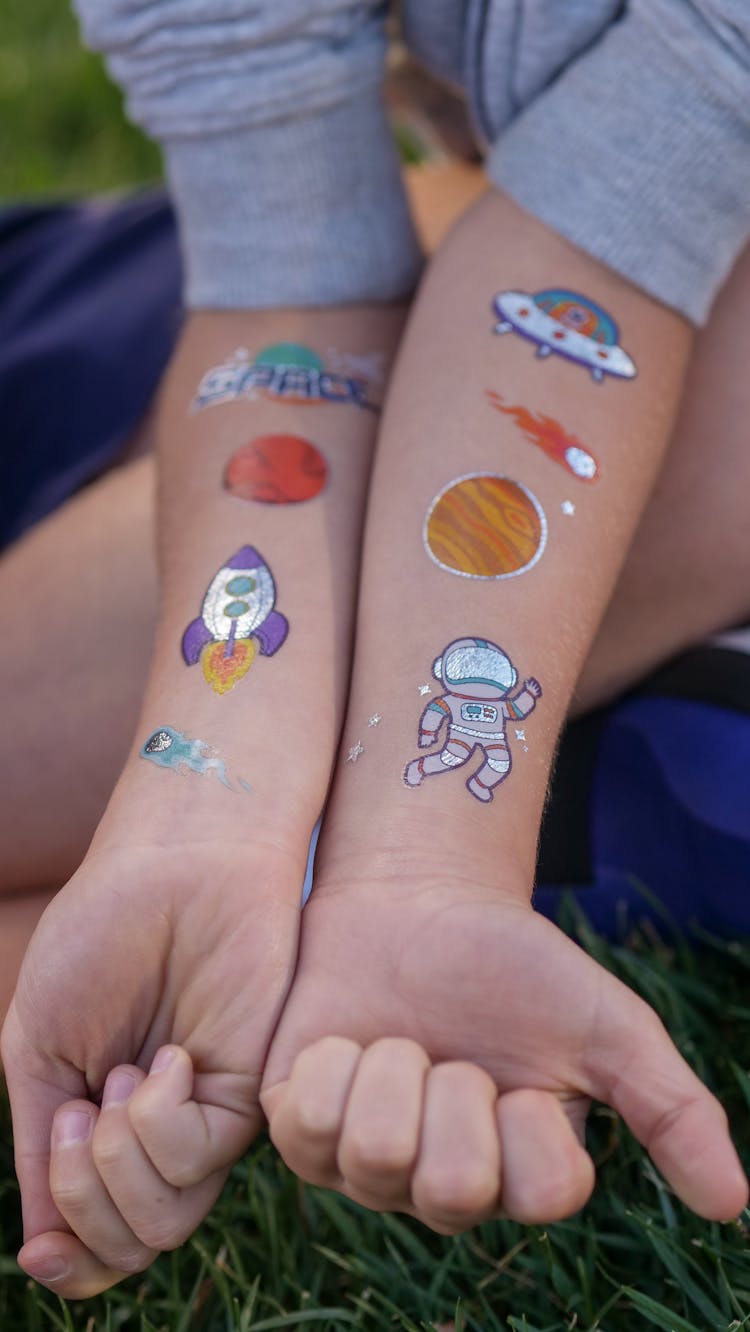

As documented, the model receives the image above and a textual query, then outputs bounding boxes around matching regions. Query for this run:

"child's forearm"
[324,188,692,889]
[95,306,405,862]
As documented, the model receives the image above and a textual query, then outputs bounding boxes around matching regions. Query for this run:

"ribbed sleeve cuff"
[164,89,424,309]
[485,6,750,325]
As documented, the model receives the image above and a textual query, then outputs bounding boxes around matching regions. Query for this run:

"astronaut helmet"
[432,637,518,699]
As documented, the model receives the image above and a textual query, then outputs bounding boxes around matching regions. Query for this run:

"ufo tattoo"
[182,545,288,695]
[492,289,637,384]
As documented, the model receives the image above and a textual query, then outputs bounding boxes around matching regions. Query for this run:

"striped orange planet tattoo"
[424,473,547,579]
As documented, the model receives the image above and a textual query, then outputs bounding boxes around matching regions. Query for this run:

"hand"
[524,677,542,699]
[1,837,303,1298]
[260,868,747,1233]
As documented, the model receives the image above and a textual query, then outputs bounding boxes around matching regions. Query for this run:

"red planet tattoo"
[224,434,328,504]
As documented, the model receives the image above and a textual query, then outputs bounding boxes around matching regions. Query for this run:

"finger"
[1,1009,87,1240]
[18,1230,130,1300]
[562,1093,591,1149]
[587,988,748,1220]
[496,1089,595,1223]
[266,1037,362,1187]
[126,1045,260,1188]
[337,1039,429,1207]
[411,1062,500,1234]
[49,1094,158,1276]
[94,1064,228,1251]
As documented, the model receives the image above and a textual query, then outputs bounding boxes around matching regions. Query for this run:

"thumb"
[584,983,747,1221]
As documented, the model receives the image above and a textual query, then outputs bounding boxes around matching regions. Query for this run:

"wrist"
[315,798,535,908]
[88,770,315,907]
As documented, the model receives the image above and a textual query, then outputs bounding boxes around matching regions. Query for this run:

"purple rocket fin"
[254,610,289,656]
[226,545,264,571]
[182,617,213,665]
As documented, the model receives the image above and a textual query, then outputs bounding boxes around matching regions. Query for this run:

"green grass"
[2,916,750,1330]
[3,5,750,1328]
[0,0,161,200]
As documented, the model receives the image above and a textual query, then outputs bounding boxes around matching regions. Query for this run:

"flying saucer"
[492,289,637,384]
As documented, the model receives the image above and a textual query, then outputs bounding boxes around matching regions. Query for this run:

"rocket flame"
[201,638,257,695]
[486,391,599,482]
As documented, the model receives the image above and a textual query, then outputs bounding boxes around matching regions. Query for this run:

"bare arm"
[262,188,746,1230]
[325,186,691,885]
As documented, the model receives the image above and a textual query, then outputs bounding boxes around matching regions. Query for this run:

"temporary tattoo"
[182,546,288,695]
[418,684,432,696]
[140,727,251,793]
[492,289,636,383]
[192,344,378,413]
[561,500,576,516]
[514,729,526,742]
[326,349,385,384]
[424,473,547,579]
[404,637,542,804]
[225,434,327,505]
[486,391,599,481]
[368,713,382,727]
[346,741,365,763]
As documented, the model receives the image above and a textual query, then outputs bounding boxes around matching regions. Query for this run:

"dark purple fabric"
[0,191,182,548]
[534,682,750,938]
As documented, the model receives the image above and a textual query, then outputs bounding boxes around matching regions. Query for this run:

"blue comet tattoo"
[140,727,251,794]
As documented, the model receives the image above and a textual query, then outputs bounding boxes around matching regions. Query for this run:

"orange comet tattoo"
[486,391,600,482]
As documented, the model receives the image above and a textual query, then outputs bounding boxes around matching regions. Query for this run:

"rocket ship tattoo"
[182,545,288,695]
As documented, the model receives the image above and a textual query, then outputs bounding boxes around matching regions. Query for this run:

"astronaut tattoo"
[403,637,542,803]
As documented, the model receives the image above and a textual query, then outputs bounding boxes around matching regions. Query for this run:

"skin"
[257,189,747,1229]
[1,173,749,1293]
[1,303,406,1297]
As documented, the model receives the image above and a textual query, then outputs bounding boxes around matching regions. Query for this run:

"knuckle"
[432,1060,496,1095]
[161,1160,204,1189]
[112,1246,155,1276]
[293,1095,340,1143]
[341,1129,414,1179]
[91,1135,126,1175]
[132,1216,185,1252]
[415,1164,497,1222]
[512,1163,592,1223]
[295,1036,361,1074]
[51,1177,87,1215]
[368,1036,426,1063]
[127,1091,161,1137]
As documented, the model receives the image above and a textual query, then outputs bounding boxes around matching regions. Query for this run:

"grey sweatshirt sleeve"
[73,1,423,309]
[485,0,750,325]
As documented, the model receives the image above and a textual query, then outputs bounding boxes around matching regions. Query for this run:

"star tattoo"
[346,741,365,763]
